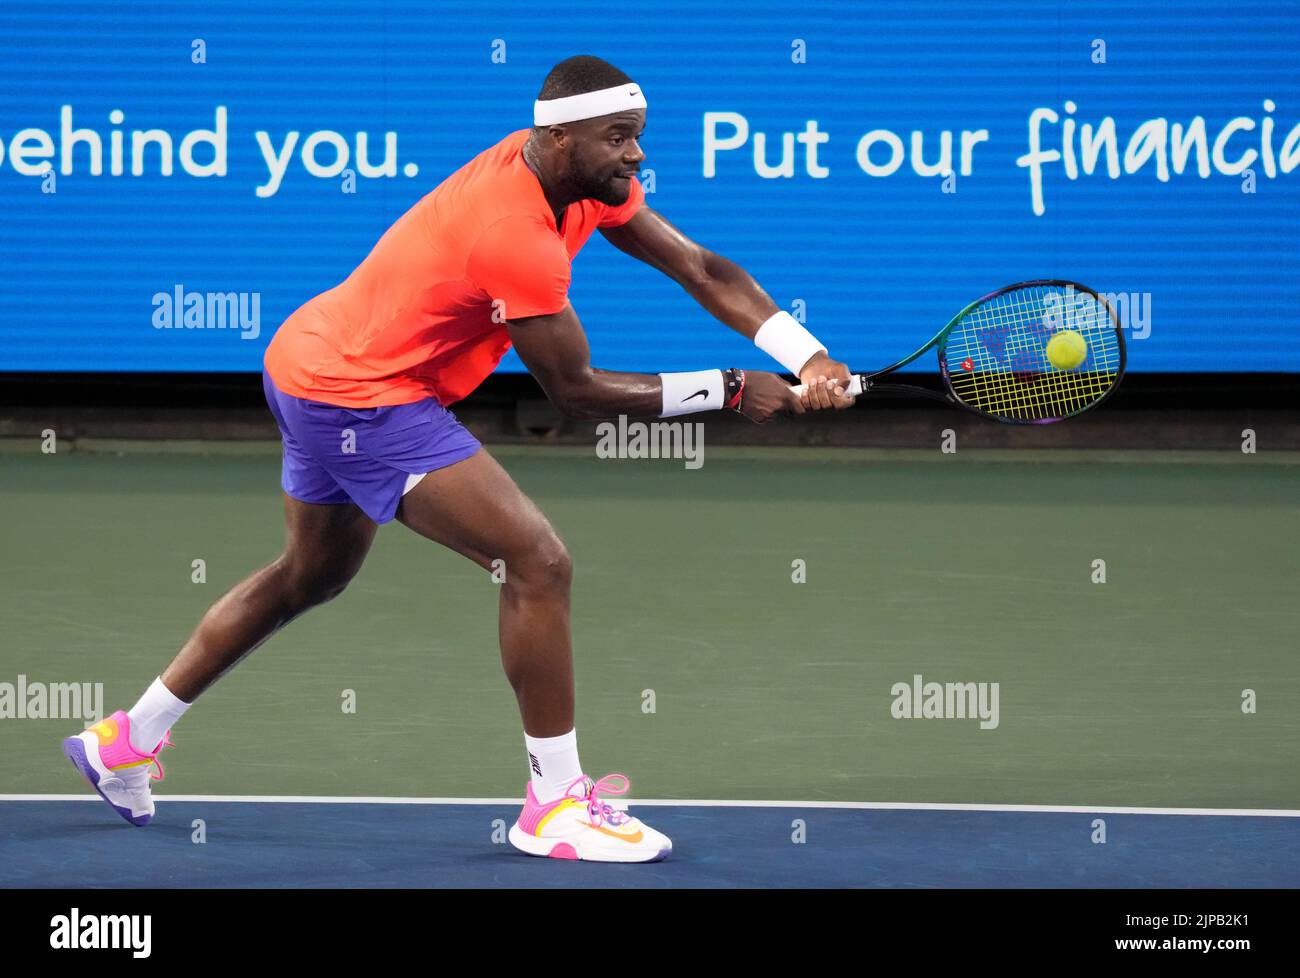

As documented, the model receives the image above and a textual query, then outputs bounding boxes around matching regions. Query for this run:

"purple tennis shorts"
[262,369,481,524]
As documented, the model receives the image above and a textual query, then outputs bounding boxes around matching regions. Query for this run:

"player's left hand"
[798,353,856,410]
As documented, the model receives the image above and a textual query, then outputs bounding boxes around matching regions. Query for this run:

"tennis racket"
[791,280,1126,424]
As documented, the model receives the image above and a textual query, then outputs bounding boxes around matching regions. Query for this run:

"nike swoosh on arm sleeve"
[466,215,572,321]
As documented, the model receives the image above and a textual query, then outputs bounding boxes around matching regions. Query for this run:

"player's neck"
[522,139,577,226]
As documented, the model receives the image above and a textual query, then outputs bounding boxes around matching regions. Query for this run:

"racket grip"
[790,375,864,397]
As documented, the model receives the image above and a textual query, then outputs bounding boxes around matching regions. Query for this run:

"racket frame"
[843,280,1127,424]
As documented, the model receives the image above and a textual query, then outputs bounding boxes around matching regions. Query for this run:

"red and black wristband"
[723,368,746,411]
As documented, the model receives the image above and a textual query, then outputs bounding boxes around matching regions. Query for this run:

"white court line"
[3,794,1298,817]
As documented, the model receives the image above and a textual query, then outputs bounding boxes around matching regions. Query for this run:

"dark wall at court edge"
[1,1,1297,374]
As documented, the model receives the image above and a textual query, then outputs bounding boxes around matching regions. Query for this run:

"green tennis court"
[4,444,1296,809]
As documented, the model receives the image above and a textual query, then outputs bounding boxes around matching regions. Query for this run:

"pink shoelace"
[564,773,633,827]
[148,731,176,782]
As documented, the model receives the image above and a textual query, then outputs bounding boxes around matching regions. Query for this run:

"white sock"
[127,677,192,754]
[524,729,583,804]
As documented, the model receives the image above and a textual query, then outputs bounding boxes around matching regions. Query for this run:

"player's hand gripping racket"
[792,280,1126,424]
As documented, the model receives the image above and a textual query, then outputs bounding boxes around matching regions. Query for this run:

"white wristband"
[659,369,725,417]
[754,310,827,375]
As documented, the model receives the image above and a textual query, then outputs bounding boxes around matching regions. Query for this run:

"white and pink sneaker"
[509,773,672,863]
[62,710,175,826]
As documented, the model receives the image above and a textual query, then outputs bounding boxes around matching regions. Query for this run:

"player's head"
[529,55,646,207]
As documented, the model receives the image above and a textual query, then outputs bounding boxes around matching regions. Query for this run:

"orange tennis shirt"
[263,128,645,407]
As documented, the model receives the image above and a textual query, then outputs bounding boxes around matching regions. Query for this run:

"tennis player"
[62,55,853,863]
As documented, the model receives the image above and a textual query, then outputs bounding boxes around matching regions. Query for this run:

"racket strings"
[968,288,1119,418]
[943,284,1121,421]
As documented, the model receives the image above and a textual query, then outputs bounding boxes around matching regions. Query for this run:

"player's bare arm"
[506,303,804,423]
[600,205,856,411]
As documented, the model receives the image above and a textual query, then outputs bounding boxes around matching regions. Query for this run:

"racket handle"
[790,374,865,397]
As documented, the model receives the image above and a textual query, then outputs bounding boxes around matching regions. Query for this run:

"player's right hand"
[737,370,805,423]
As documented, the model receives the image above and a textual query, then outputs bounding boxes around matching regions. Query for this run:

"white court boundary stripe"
[3,794,1298,817]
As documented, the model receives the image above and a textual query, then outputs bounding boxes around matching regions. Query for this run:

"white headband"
[533,83,646,126]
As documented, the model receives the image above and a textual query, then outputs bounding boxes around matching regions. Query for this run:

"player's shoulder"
[445,132,551,227]
[456,128,531,179]
[394,131,540,255]
[441,129,532,199]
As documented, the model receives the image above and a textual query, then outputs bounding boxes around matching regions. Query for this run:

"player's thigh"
[281,492,379,587]
[394,448,565,574]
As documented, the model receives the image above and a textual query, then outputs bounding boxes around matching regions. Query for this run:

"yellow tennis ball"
[1046,329,1088,370]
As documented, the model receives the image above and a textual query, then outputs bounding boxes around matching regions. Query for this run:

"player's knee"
[280,558,357,612]
[510,533,572,593]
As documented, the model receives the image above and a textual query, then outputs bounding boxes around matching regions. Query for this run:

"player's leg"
[63,491,377,825]
[395,448,671,862]
[161,495,377,703]
[68,351,397,826]
[153,367,380,705]
[395,448,574,737]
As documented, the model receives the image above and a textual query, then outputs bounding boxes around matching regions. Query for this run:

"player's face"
[568,110,645,206]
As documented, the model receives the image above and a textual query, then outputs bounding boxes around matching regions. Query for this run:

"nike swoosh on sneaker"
[585,824,644,843]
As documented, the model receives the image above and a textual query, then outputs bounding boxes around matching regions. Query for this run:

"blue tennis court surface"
[2,800,1296,887]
